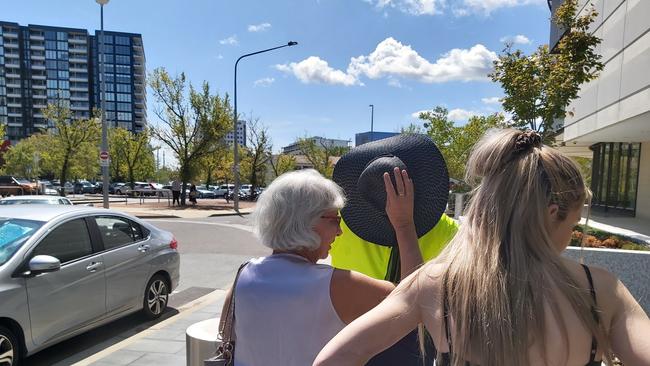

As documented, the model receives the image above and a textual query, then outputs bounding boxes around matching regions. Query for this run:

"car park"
[73,182,95,194]
[0,205,180,365]
[109,182,126,194]
[0,176,37,196]
[0,195,73,205]
[196,185,216,199]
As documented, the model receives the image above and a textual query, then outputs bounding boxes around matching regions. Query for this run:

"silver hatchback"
[0,205,180,366]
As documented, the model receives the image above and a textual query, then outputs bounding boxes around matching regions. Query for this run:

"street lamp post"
[369,104,374,141]
[233,41,298,212]
[96,0,110,208]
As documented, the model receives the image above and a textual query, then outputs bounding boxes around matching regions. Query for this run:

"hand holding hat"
[383,167,415,232]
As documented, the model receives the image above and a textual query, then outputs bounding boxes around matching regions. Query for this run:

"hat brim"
[333,134,449,247]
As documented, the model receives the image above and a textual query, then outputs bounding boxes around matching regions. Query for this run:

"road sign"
[99,151,110,167]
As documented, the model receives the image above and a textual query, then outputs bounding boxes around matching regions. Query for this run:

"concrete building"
[551,0,650,219]
[0,21,146,144]
[355,131,399,146]
[282,136,350,156]
[224,120,246,147]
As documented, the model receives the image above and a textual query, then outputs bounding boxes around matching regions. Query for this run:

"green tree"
[42,103,101,195]
[269,154,296,178]
[244,118,271,194]
[400,123,426,135]
[418,107,507,180]
[297,137,350,178]
[109,127,154,188]
[490,0,603,140]
[148,67,232,205]
[3,135,39,178]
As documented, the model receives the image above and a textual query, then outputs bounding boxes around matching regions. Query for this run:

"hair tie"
[514,131,542,154]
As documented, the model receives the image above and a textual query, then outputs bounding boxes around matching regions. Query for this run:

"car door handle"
[137,244,150,253]
[86,262,103,272]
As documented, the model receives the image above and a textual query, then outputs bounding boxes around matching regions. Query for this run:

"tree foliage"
[41,103,101,195]
[418,107,508,180]
[242,118,272,193]
[148,67,232,204]
[269,154,296,178]
[490,0,603,140]
[297,137,350,178]
[109,127,155,187]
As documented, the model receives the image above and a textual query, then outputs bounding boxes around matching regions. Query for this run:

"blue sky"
[4,0,552,161]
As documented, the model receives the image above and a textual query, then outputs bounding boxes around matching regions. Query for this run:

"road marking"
[146,219,253,232]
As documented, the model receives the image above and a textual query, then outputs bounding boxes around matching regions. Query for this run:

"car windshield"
[0,218,44,266]
[0,199,58,205]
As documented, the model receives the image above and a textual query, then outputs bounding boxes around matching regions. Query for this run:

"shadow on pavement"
[25,307,180,365]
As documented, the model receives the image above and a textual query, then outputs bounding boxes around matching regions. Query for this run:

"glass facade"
[0,21,145,143]
[590,142,642,215]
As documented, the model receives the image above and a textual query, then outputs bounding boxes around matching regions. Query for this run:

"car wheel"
[0,325,20,366]
[142,274,169,319]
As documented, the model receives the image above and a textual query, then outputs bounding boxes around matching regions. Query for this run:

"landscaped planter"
[563,247,650,313]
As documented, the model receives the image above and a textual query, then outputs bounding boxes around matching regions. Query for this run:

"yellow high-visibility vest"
[330,214,458,280]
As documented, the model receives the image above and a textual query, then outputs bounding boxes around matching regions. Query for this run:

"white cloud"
[348,37,497,83]
[219,35,238,45]
[387,78,403,88]
[215,54,224,60]
[411,108,482,122]
[481,96,501,105]
[456,0,544,16]
[365,0,542,16]
[369,0,442,15]
[275,56,361,86]
[253,77,275,87]
[248,23,272,32]
[499,34,531,44]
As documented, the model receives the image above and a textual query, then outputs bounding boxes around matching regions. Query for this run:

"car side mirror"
[28,255,61,274]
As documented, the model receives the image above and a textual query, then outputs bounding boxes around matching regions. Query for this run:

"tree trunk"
[180,164,190,206]
[59,154,70,197]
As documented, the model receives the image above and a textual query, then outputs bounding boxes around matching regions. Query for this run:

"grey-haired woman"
[219,168,421,366]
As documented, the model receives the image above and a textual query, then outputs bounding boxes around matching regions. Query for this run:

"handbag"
[204,261,248,366]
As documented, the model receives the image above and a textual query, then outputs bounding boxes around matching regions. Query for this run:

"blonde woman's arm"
[315,270,423,366]
[604,272,650,365]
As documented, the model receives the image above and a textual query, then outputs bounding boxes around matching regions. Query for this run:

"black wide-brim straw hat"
[333,134,449,247]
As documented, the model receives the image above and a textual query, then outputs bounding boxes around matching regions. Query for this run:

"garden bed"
[570,224,649,251]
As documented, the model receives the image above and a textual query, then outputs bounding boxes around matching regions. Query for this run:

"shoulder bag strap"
[219,261,249,343]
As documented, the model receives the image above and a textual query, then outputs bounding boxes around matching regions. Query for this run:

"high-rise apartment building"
[224,120,247,147]
[0,21,146,145]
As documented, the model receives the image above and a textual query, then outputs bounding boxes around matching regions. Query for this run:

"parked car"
[0,195,73,205]
[213,184,234,198]
[109,182,126,194]
[73,182,95,194]
[196,185,216,199]
[0,205,180,365]
[0,176,37,196]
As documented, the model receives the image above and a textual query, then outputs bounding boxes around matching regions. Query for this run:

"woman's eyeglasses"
[321,215,342,225]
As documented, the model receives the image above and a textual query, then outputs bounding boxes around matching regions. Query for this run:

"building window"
[116,74,131,83]
[591,142,641,215]
[116,83,131,93]
[58,70,69,79]
[115,45,130,55]
[115,36,130,46]
[115,55,130,64]
[117,102,131,112]
[58,51,68,60]
[115,64,130,74]
[117,112,131,120]
[45,40,57,49]
[56,32,68,41]
[45,50,57,59]
[116,93,131,102]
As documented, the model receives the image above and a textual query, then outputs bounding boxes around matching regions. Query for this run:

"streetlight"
[96,0,110,208]
[369,104,374,141]
[232,41,298,212]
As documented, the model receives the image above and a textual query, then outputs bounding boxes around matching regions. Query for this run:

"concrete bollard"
[186,318,220,366]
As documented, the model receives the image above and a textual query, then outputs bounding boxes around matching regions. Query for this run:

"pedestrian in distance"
[315,129,650,366]
[171,178,181,206]
[218,168,421,366]
[188,184,198,206]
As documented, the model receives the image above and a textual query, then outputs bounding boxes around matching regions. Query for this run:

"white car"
[213,184,234,198]
[0,195,73,205]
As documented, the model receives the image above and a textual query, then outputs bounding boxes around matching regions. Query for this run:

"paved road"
[25,216,268,365]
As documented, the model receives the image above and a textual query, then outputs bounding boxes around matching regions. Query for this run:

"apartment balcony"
[4,51,19,58]
[4,42,19,49]
[31,55,45,61]
[70,86,88,92]
[7,93,22,98]
[29,34,45,41]
[134,108,145,115]
[7,102,21,108]
[5,62,21,69]
[30,45,45,51]
[69,47,88,54]
[33,103,47,109]
[69,57,88,63]
[33,113,44,118]
[70,95,88,101]
[32,84,46,90]
[3,31,19,38]
[31,74,46,80]
[8,112,22,117]
[70,105,89,111]
[31,64,46,70]
[69,38,87,44]
[32,94,46,99]
[69,77,88,83]
[69,67,88,73]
